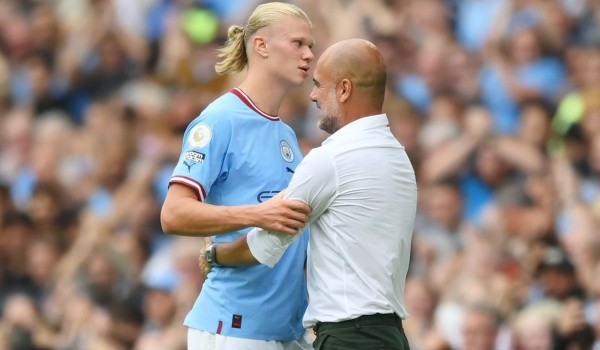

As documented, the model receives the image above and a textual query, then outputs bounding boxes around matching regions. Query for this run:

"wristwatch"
[205,243,220,267]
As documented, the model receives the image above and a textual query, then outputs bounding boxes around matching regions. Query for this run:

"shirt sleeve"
[169,115,232,201]
[247,228,296,268]
[285,147,338,218]
[247,148,337,267]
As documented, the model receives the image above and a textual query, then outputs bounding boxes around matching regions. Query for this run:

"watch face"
[205,244,217,266]
[205,247,214,262]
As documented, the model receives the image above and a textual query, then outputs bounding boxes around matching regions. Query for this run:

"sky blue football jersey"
[170,88,308,341]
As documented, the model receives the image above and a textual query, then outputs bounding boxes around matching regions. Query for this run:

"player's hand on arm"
[254,191,311,235]
[162,185,308,237]
[162,184,240,237]
[199,148,338,271]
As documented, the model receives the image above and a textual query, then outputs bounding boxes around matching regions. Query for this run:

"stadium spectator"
[0,0,598,348]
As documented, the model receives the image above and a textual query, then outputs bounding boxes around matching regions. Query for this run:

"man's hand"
[254,191,311,235]
[198,191,310,272]
[199,237,212,275]
[199,251,212,275]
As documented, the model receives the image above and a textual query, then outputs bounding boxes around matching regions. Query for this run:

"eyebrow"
[291,36,315,48]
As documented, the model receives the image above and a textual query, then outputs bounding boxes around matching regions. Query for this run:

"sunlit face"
[514,320,553,350]
[519,105,550,147]
[263,16,315,87]
[582,50,600,87]
[510,28,541,66]
[475,146,511,186]
[462,310,498,350]
[425,183,463,230]
[310,60,341,134]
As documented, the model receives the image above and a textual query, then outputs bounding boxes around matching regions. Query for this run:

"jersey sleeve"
[247,148,337,267]
[169,116,232,201]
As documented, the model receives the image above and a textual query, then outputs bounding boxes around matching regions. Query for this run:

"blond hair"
[214,2,312,75]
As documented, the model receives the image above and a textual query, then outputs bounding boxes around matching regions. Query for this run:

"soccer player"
[160,3,315,349]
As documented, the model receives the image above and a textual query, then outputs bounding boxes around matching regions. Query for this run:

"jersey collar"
[231,88,280,121]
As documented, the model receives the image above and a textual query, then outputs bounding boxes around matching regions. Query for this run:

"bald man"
[204,39,417,350]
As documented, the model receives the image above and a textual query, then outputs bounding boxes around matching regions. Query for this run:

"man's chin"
[318,121,337,135]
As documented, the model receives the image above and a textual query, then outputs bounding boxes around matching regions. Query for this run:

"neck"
[341,104,382,125]
[238,70,290,116]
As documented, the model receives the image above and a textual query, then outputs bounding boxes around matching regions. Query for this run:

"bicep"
[164,183,199,205]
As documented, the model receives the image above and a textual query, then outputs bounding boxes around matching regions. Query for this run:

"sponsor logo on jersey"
[280,140,294,163]
[188,123,212,148]
[183,151,206,172]
[257,190,281,203]
[184,151,206,163]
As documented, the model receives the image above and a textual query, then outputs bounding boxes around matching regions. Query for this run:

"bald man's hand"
[254,191,311,235]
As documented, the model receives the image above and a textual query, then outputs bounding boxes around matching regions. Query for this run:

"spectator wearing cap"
[533,246,583,301]
[530,245,596,348]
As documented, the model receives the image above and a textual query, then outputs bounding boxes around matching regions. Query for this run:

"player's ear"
[253,36,269,58]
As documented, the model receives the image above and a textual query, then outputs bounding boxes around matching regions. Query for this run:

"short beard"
[318,114,340,134]
[317,91,340,134]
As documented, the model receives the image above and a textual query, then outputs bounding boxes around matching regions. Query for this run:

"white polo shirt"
[247,114,417,327]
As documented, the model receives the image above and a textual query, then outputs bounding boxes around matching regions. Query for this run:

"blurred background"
[0,0,599,349]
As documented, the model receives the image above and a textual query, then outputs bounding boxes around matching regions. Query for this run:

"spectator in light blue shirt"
[480,26,568,134]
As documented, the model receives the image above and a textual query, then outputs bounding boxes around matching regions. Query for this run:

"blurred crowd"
[0,0,599,349]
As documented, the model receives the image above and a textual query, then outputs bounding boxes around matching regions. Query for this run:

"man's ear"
[339,79,351,103]
[253,36,269,58]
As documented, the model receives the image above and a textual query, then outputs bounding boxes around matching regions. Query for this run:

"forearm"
[161,198,258,237]
[492,136,546,173]
[420,135,479,183]
[496,64,542,102]
[505,80,542,102]
[215,236,259,266]
[209,228,297,269]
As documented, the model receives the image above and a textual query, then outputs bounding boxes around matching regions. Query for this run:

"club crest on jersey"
[280,140,294,163]
[188,123,212,148]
